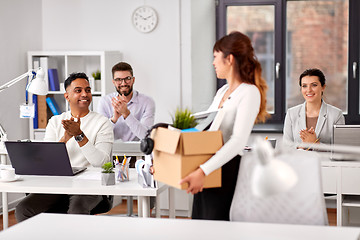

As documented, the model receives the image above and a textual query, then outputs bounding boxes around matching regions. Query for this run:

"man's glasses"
[114,76,133,84]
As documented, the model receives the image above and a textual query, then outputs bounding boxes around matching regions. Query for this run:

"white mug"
[1,168,16,180]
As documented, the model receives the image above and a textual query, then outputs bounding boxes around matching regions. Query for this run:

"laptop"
[331,125,360,161]
[5,141,87,176]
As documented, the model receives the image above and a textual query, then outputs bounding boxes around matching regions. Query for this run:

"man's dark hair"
[112,62,133,78]
[64,72,89,90]
[299,68,326,87]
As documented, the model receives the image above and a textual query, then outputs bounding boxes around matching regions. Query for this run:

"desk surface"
[1,213,359,240]
[321,158,360,167]
[0,168,157,197]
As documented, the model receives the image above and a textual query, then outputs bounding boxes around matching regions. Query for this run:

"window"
[286,1,348,112]
[225,5,276,114]
[217,0,360,126]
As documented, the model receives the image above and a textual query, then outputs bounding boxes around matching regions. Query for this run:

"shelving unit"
[27,51,122,140]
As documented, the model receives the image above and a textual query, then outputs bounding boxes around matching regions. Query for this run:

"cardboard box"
[152,127,223,190]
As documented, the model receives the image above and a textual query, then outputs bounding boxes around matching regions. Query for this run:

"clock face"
[132,6,158,33]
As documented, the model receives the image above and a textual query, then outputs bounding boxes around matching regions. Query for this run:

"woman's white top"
[200,83,260,176]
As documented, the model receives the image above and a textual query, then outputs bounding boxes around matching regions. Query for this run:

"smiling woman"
[283,68,345,147]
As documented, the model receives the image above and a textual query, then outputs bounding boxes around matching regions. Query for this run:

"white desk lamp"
[0,68,47,95]
[251,137,298,198]
[0,68,48,163]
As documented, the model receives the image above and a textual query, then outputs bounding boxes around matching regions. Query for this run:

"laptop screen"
[331,125,360,160]
[5,141,85,176]
[333,125,360,146]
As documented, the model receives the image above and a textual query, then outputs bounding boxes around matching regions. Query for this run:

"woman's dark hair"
[213,31,269,123]
[64,72,89,90]
[299,68,326,86]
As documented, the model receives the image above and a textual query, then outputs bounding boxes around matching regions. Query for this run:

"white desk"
[321,159,360,226]
[1,213,359,240]
[0,168,160,230]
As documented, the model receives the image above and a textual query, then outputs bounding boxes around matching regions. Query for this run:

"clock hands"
[135,13,153,21]
[137,14,153,21]
[143,14,154,20]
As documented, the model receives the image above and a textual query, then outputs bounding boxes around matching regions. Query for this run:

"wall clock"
[132,6,158,33]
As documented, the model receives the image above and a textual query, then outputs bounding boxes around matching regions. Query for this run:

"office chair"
[230,150,328,225]
[46,195,113,215]
[90,195,114,215]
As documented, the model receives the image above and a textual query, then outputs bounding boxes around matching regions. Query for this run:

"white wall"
[41,0,216,123]
[0,0,43,211]
[0,0,42,140]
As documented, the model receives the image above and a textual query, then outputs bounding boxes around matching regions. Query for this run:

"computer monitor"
[333,125,360,146]
[331,125,360,160]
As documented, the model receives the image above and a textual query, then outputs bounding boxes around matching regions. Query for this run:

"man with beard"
[98,62,155,211]
[97,62,155,155]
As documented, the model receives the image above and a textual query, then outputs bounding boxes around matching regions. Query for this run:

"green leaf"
[92,70,101,80]
[171,107,197,130]
[101,162,114,173]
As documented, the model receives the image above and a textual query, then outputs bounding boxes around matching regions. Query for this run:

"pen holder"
[116,163,129,182]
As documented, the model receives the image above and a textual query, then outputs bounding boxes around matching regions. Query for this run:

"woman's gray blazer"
[283,101,345,147]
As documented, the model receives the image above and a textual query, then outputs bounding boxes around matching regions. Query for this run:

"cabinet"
[321,160,360,226]
[27,51,122,140]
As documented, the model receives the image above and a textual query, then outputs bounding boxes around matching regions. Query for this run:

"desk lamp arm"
[0,70,35,93]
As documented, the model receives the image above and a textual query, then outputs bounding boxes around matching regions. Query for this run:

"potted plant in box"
[101,162,115,186]
[171,108,198,130]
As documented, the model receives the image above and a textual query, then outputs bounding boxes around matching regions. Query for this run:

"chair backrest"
[230,150,328,225]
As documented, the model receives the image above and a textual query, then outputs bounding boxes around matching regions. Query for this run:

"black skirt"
[192,155,241,220]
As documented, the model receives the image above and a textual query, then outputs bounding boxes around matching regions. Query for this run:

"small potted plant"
[171,108,198,130]
[92,70,101,92]
[101,162,115,186]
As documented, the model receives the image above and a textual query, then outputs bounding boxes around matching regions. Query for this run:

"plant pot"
[94,80,101,92]
[101,172,115,186]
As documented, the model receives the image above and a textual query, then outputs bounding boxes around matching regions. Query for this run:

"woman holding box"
[180,31,269,220]
[283,68,345,148]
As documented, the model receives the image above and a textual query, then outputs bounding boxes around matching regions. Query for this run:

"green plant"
[172,108,197,130]
[92,70,101,80]
[101,162,114,173]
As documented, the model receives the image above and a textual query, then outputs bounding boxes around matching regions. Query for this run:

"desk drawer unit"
[342,167,360,194]
[322,166,337,194]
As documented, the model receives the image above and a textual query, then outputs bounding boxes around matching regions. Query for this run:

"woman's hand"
[299,127,317,143]
[179,168,206,194]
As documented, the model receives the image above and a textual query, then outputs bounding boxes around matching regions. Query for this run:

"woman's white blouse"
[200,83,260,176]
